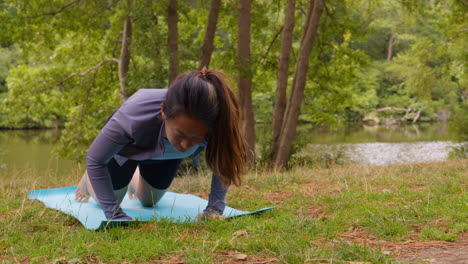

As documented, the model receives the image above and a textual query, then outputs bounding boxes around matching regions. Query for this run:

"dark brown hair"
[164,69,247,186]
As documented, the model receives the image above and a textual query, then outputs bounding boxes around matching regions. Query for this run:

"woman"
[74,68,247,220]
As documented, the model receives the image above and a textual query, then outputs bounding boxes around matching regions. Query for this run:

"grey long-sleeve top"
[86,88,228,220]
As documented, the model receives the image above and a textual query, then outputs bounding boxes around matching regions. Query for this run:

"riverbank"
[1,123,461,176]
[1,159,466,263]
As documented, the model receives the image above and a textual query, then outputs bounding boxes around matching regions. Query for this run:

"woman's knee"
[139,159,181,189]
[139,186,167,207]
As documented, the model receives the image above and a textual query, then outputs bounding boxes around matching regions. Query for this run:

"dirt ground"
[382,232,468,264]
[339,229,467,264]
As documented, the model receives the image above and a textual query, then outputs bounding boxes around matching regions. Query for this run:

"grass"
[0,159,466,263]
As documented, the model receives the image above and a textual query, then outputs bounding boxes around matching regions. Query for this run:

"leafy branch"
[23,0,82,18]
[57,58,119,85]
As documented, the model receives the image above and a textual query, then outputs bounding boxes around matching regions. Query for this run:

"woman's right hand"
[112,215,134,221]
[109,209,134,220]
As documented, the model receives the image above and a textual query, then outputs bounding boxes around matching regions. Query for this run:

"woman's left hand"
[196,209,225,220]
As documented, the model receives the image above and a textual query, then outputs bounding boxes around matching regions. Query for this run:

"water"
[293,123,456,144]
[0,129,77,174]
[301,141,464,166]
[0,123,463,174]
[261,122,464,166]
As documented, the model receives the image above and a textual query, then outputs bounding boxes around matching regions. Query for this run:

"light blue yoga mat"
[28,186,275,230]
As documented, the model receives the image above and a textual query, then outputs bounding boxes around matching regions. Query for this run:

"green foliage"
[0,0,466,161]
[0,0,171,159]
[448,102,468,159]
[344,0,467,125]
[304,31,377,125]
[0,46,17,93]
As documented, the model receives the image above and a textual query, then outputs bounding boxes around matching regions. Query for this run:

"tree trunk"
[167,0,179,85]
[118,0,132,102]
[387,34,394,61]
[237,0,255,165]
[281,0,313,128]
[273,0,324,169]
[271,0,296,160]
[199,0,221,69]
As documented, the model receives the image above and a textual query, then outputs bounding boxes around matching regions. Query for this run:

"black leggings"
[107,158,182,190]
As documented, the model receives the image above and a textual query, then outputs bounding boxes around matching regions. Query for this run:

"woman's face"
[161,104,208,152]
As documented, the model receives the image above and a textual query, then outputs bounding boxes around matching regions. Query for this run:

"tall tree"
[199,0,221,69]
[119,0,133,101]
[386,34,394,61]
[273,0,324,169]
[168,0,179,84]
[271,0,296,159]
[237,0,255,164]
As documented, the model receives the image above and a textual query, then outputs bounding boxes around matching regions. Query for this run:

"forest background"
[0,0,466,168]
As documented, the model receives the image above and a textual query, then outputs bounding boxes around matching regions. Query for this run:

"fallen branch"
[363,106,422,125]
[362,116,379,124]
[374,106,409,113]
[412,110,422,124]
[58,58,119,85]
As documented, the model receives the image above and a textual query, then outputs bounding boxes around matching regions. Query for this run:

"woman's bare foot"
[128,183,137,200]
[128,167,140,200]
[75,172,91,202]
[74,170,127,205]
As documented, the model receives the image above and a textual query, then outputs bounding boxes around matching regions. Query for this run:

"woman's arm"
[203,173,229,216]
[86,119,132,220]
